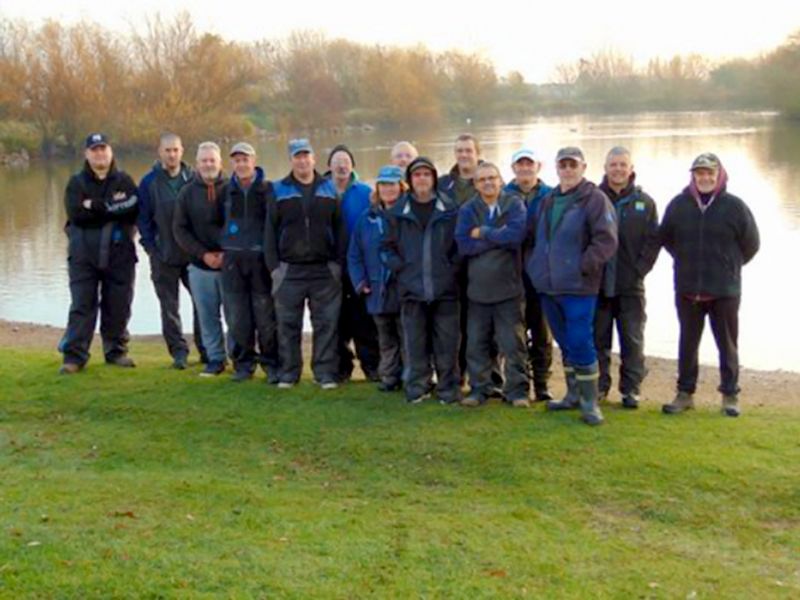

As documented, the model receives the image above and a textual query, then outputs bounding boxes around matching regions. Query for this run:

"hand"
[470,227,482,239]
[203,252,223,269]
[362,286,372,295]
[82,199,93,210]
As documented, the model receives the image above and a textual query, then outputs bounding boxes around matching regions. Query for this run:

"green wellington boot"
[575,363,604,426]
[547,366,580,411]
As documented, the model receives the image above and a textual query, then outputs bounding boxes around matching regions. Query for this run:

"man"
[173,142,230,377]
[327,144,380,383]
[506,148,555,401]
[58,133,139,374]
[526,147,618,425]
[137,132,203,369]
[660,153,759,417]
[455,162,529,407]
[595,147,660,409]
[383,156,462,405]
[220,142,279,382]
[390,141,418,170]
[438,133,481,206]
[265,139,345,389]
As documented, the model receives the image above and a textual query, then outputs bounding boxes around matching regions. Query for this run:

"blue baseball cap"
[288,138,313,157]
[375,165,404,184]
[85,133,109,149]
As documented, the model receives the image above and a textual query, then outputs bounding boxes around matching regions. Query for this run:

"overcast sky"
[3,0,799,82]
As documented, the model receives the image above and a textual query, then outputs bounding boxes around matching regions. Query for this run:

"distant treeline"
[0,12,798,157]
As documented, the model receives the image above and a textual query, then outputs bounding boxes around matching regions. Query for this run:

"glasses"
[476,175,499,184]
[557,161,581,170]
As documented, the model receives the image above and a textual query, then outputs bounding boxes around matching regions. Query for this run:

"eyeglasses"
[557,161,581,170]
[476,175,499,184]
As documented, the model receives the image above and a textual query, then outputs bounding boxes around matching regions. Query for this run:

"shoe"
[621,393,640,409]
[406,392,430,404]
[533,387,554,402]
[365,370,382,383]
[547,367,580,411]
[511,397,531,408]
[377,380,401,392]
[106,355,136,368]
[460,393,485,408]
[277,380,296,389]
[172,353,189,370]
[230,370,253,383]
[662,391,695,415]
[199,361,225,377]
[318,380,338,390]
[59,362,82,375]
[264,369,281,385]
[722,394,740,417]
[486,386,504,399]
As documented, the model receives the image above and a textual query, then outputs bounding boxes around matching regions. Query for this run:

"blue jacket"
[505,178,553,230]
[382,192,461,302]
[335,173,372,236]
[347,205,399,315]
[526,179,618,296]
[455,191,527,304]
[137,161,193,265]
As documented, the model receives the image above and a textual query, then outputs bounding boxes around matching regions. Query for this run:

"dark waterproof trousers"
[149,254,205,361]
[523,273,553,391]
[373,313,404,386]
[466,297,530,402]
[401,299,461,403]
[675,294,740,396]
[273,265,341,384]
[338,276,380,380]
[60,245,135,366]
[222,251,279,375]
[594,294,647,395]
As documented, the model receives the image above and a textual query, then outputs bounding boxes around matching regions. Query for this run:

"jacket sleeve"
[334,198,348,266]
[347,219,369,293]
[634,193,661,277]
[658,196,679,258]
[581,191,619,275]
[64,175,97,226]
[172,188,207,260]
[137,173,156,253]
[263,194,280,273]
[738,201,760,265]
[381,214,404,273]
[482,198,527,248]
[106,173,140,223]
[455,204,492,256]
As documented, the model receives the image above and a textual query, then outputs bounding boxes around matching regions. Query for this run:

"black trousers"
[373,313,404,385]
[594,294,647,395]
[401,299,461,402]
[60,247,135,366]
[273,267,341,383]
[675,294,741,396]
[222,251,279,374]
[149,254,205,361]
[338,277,380,380]
[466,297,529,401]
[523,274,553,390]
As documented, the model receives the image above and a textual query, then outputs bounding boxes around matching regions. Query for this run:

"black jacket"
[598,175,660,297]
[220,167,272,253]
[660,182,759,298]
[383,192,461,302]
[137,161,193,266]
[172,173,227,270]
[64,160,139,266]
[264,172,345,272]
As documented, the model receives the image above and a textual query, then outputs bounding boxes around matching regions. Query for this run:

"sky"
[2,0,799,82]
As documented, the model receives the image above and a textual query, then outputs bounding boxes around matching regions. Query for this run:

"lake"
[1,111,798,371]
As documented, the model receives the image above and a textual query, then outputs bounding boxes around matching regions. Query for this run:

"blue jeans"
[188,265,230,364]
[541,294,598,368]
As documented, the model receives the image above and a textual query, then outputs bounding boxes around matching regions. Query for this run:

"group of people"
[57,131,760,426]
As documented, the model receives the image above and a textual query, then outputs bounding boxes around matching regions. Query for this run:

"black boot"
[547,366,579,411]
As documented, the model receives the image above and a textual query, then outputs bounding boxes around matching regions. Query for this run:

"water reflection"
[1,112,799,371]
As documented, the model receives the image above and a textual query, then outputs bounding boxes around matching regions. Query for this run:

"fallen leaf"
[27,541,41,547]
[649,582,660,589]
[109,510,136,519]
[487,569,507,578]
[186,514,195,521]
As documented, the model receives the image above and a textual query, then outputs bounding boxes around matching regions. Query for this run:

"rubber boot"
[575,363,604,426]
[547,366,579,411]
[722,394,740,417]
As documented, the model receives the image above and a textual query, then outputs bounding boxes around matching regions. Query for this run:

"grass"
[1,344,799,599]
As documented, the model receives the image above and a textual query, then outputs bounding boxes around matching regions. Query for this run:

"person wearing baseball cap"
[218,142,279,383]
[58,133,140,374]
[525,146,618,425]
[264,138,346,389]
[506,148,555,402]
[660,152,760,417]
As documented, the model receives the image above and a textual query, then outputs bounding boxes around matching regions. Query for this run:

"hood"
[406,156,439,192]
[685,164,728,206]
[231,166,265,192]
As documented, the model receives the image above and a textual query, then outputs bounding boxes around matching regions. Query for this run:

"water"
[1,111,799,371]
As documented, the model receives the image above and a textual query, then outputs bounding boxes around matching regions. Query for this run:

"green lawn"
[1,344,798,598]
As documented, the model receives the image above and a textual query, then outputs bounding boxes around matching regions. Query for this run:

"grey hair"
[196,141,221,159]
[605,146,631,162]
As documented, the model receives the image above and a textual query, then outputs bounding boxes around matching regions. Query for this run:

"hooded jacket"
[347,204,400,315]
[660,165,760,298]
[526,178,618,296]
[455,191,527,304]
[137,160,193,266]
[172,172,227,270]
[220,166,272,253]
[438,162,481,206]
[598,174,660,296]
[64,160,139,267]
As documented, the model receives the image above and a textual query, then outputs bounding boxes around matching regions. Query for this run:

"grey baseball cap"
[229,142,256,157]
[556,146,585,163]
